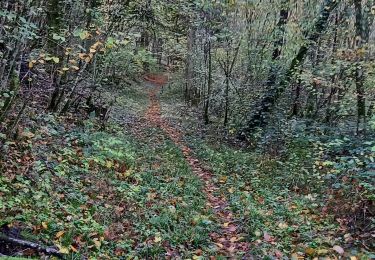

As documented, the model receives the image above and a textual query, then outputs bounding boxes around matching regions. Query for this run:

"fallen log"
[0,233,63,258]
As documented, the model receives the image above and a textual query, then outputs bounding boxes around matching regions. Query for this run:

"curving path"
[143,74,250,258]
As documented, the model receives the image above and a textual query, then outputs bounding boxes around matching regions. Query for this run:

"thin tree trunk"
[185,27,195,103]
[204,40,212,125]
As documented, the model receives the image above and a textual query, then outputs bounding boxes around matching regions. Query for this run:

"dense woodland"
[0,0,374,259]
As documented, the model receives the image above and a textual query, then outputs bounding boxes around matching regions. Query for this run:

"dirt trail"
[143,74,250,258]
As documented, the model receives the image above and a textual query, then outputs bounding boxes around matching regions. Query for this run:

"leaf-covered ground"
[0,77,374,259]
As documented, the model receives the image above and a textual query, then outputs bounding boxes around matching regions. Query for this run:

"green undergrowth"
[0,114,215,258]
[188,138,374,259]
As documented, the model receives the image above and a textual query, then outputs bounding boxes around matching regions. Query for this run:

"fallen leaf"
[106,160,113,168]
[214,242,224,248]
[52,57,60,63]
[257,196,265,204]
[275,250,283,258]
[154,236,162,243]
[93,239,101,249]
[317,249,328,255]
[55,230,65,239]
[332,245,344,255]
[57,245,69,254]
[219,175,227,183]
[305,247,315,256]
[228,225,237,232]
[21,131,35,139]
[70,245,78,252]
[263,231,272,242]
[278,222,288,229]
[291,253,299,260]
[42,222,48,229]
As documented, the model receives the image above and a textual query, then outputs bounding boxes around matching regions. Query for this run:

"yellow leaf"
[106,160,113,168]
[305,248,315,256]
[55,230,65,238]
[228,187,234,193]
[57,245,69,254]
[42,222,48,229]
[219,175,227,183]
[278,222,288,229]
[154,236,162,243]
[317,249,328,256]
[85,57,91,63]
[62,67,70,71]
[120,40,130,45]
[90,48,96,53]
[223,222,230,227]
[93,239,101,249]
[71,66,80,71]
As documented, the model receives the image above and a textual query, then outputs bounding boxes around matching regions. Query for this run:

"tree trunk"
[185,27,195,104]
[354,0,365,134]
[204,40,212,125]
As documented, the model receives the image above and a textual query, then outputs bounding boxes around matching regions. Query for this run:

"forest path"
[142,74,250,258]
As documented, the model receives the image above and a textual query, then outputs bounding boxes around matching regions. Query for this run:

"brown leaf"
[70,245,78,253]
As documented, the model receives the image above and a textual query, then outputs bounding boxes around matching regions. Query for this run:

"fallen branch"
[0,233,63,258]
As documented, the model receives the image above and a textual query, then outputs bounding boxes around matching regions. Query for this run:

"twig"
[0,234,63,258]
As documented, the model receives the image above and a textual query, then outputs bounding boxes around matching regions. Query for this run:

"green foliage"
[188,137,373,258]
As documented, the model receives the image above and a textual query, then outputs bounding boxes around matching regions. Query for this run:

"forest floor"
[0,74,373,259]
